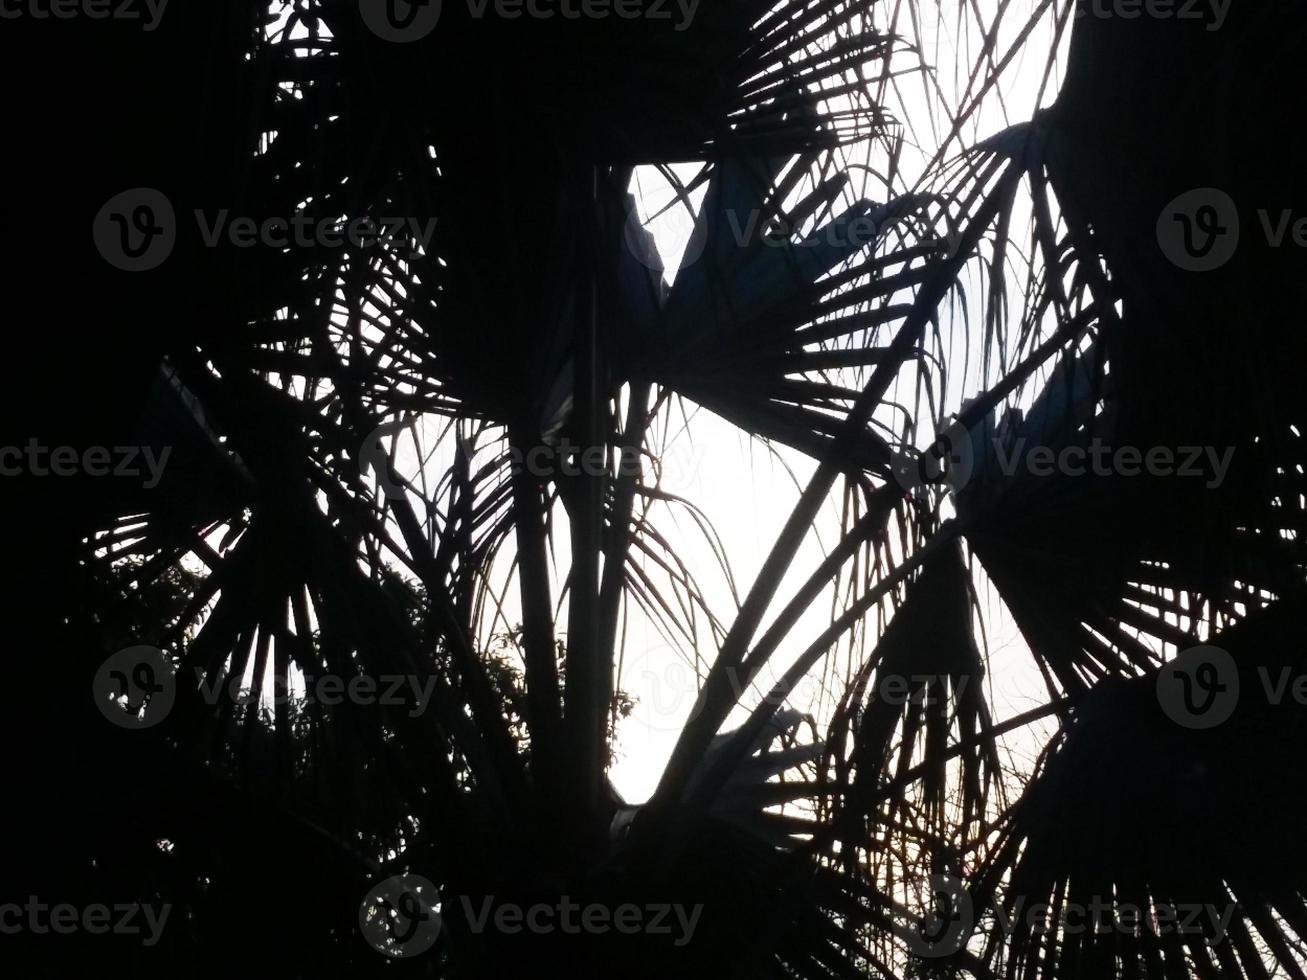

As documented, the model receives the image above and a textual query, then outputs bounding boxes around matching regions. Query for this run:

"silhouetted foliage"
[4,1,1307,978]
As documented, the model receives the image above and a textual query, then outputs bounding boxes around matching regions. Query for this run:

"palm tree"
[8,0,1307,977]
